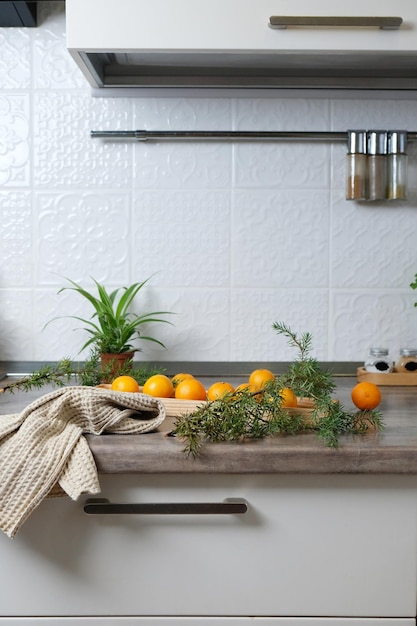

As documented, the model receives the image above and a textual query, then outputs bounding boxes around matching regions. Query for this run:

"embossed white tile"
[330,142,350,192]
[0,28,30,89]
[0,290,33,360]
[0,192,32,288]
[34,93,133,188]
[133,97,232,130]
[232,189,330,288]
[35,192,131,285]
[132,190,230,287]
[136,288,230,362]
[230,289,329,361]
[331,98,417,132]
[331,190,417,288]
[233,98,331,131]
[0,94,30,186]
[234,142,330,189]
[134,142,231,189]
[407,142,417,191]
[33,2,87,90]
[233,98,330,189]
[330,290,417,361]
[33,287,95,360]
[133,98,232,188]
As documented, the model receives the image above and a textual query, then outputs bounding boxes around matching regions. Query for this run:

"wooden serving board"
[98,384,204,418]
[158,400,316,431]
[157,397,205,417]
[357,366,417,386]
[98,384,316,419]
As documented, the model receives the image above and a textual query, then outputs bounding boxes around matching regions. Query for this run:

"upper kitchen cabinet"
[66,0,417,90]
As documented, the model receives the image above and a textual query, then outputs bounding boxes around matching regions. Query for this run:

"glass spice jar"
[395,348,417,373]
[387,130,408,201]
[364,347,393,373]
[367,130,388,201]
[346,130,367,201]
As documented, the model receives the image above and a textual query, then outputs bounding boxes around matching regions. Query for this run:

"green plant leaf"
[47,275,174,354]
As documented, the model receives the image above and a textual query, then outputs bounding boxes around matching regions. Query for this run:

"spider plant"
[48,276,173,355]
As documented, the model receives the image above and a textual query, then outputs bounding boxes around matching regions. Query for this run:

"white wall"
[0,1,416,364]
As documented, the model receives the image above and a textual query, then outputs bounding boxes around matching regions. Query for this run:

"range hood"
[66,0,417,91]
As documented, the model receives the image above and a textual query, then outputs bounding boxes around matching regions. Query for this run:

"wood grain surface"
[2,377,417,475]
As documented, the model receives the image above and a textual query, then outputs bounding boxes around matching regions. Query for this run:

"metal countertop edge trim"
[0,361,360,377]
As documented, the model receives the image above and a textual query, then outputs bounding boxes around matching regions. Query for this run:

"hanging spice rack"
[92,128,417,201]
[90,130,417,143]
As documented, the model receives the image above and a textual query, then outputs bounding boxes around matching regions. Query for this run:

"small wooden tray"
[357,366,417,386]
[98,384,316,419]
[97,384,204,418]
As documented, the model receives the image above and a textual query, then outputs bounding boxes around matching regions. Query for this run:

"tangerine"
[207,381,235,401]
[248,368,275,392]
[172,372,194,387]
[175,378,207,401]
[351,382,381,411]
[111,375,140,393]
[234,382,250,394]
[279,387,298,408]
[142,374,175,398]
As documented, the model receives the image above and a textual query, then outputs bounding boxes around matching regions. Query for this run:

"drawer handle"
[84,498,248,516]
[269,16,403,30]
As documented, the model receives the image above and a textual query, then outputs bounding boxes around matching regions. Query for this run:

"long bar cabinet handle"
[269,16,403,30]
[84,498,248,516]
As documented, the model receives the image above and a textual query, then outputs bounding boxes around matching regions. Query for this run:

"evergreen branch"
[272,321,313,360]
[0,359,74,394]
[175,323,384,456]
[0,352,165,393]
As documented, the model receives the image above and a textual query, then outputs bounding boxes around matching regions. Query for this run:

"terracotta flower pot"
[100,351,135,382]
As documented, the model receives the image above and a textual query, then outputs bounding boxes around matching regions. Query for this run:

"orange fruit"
[248,368,275,392]
[234,382,250,394]
[207,381,235,401]
[175,378,207,401]
[143,374,175,398]
[351,382,381,410]
[172,372,194,387]
[111,375,140,393]
[279,387,298,408]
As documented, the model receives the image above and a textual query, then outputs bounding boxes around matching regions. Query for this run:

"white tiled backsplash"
[1,1,417,364]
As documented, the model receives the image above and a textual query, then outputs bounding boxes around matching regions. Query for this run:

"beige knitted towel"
[0,386,166,538]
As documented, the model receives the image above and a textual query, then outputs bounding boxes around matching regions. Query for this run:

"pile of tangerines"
[110,369,382,412]
[110,368,296,405]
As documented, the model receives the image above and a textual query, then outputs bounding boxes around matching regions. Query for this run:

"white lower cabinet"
[0,475,416,622]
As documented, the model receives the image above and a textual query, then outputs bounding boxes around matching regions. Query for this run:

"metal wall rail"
[90,130,417,143]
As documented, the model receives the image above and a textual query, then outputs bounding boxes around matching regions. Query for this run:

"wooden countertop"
[1,377,417,474]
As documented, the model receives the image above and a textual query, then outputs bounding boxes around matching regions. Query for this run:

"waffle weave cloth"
[0,386,165,538]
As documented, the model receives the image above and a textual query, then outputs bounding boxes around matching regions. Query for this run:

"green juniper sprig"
[174,322,384,456]
[272,321,335,399]
[174,381,306,457]
[0,350,165,393]
[0,359,74,394]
